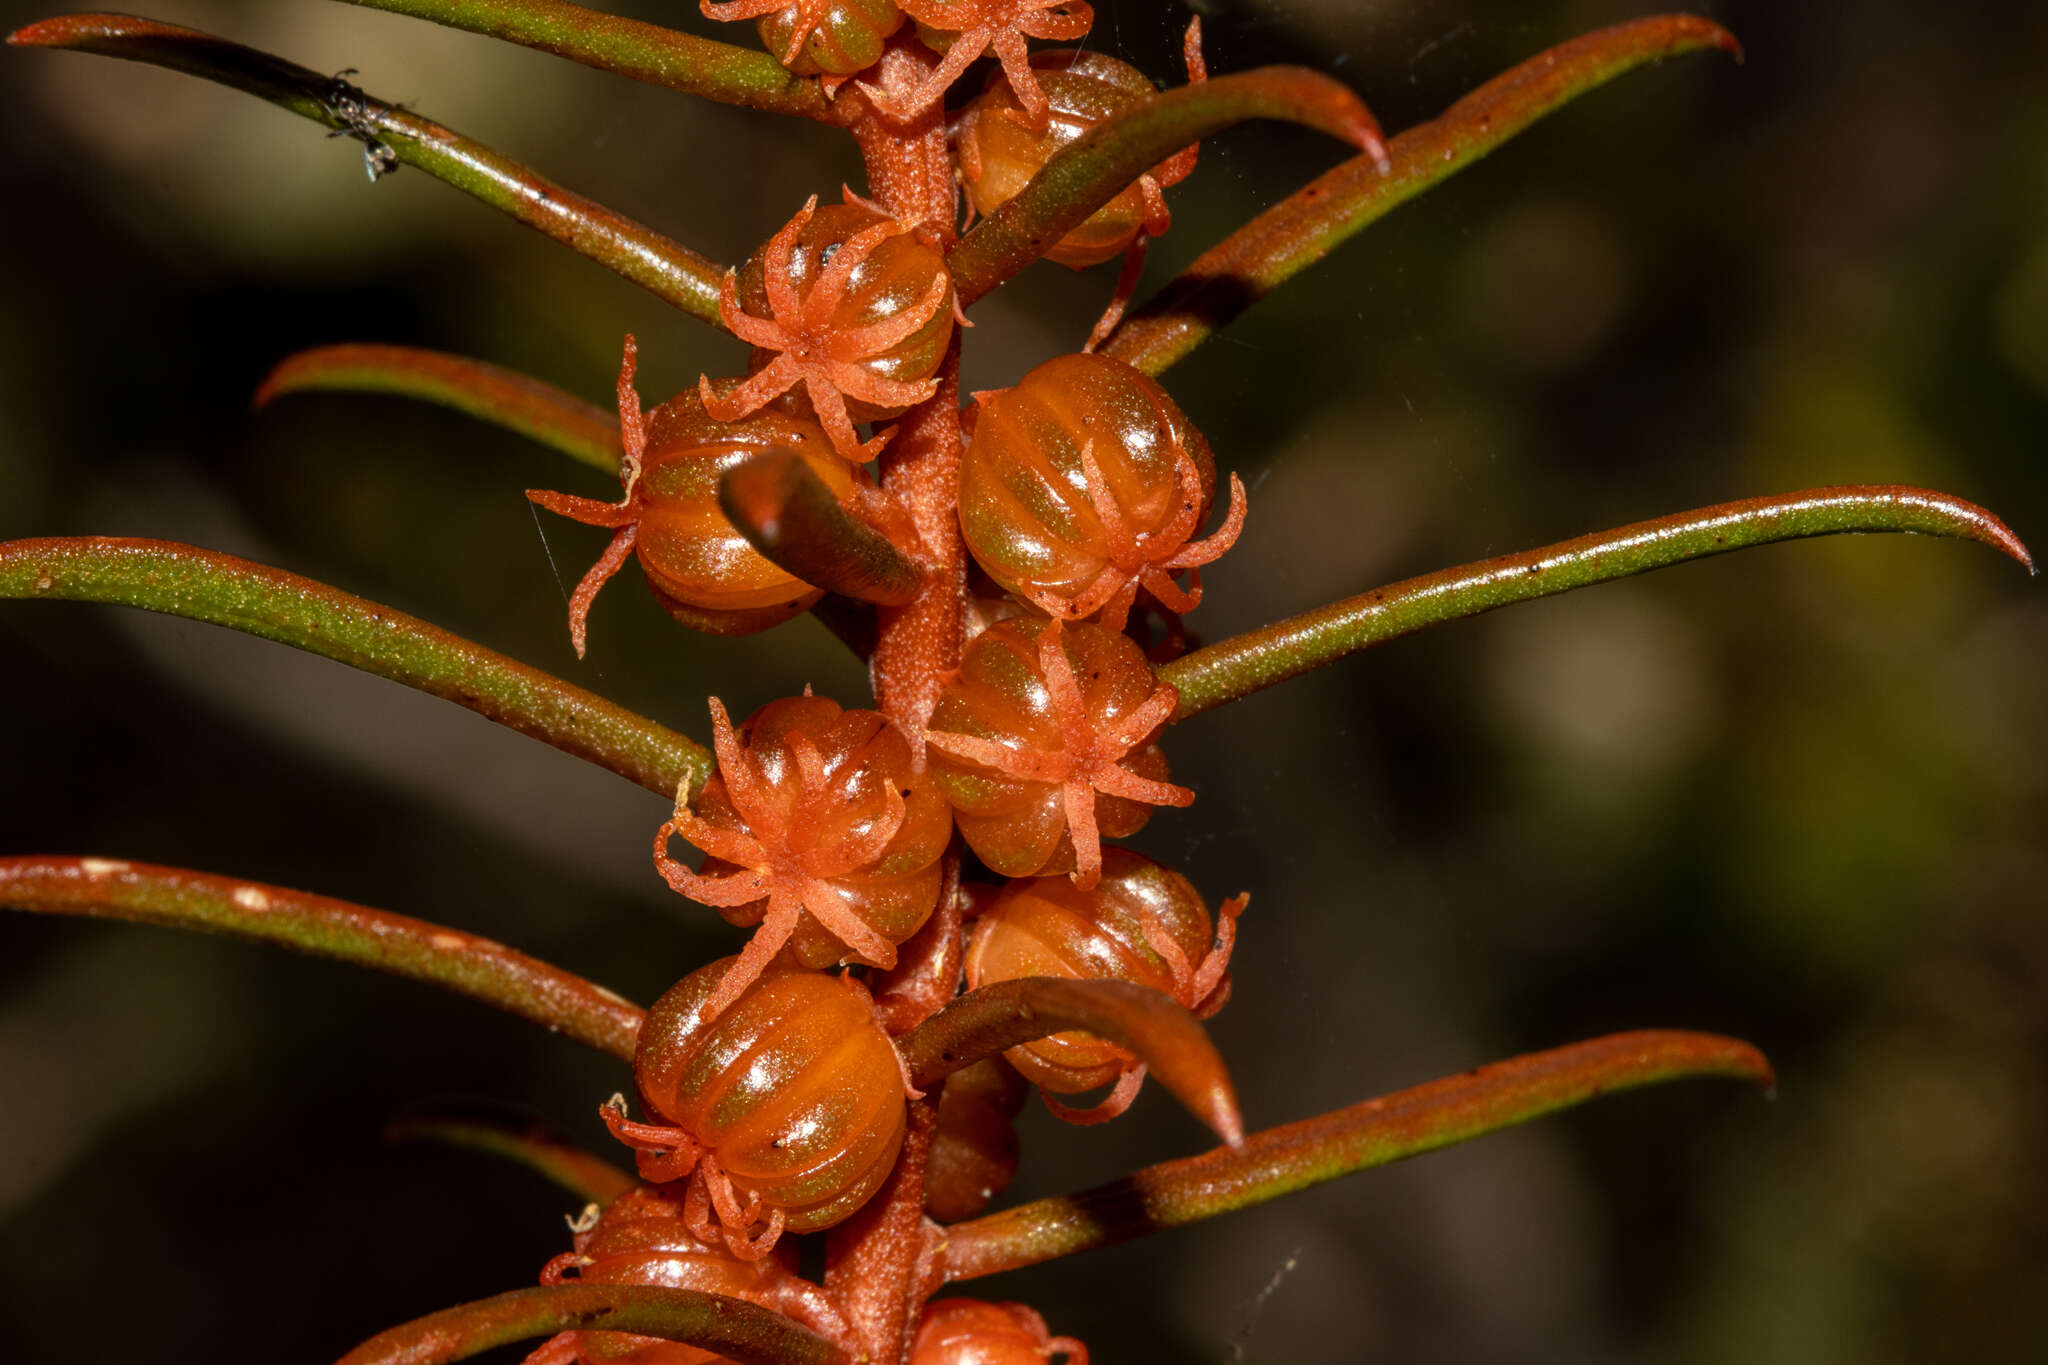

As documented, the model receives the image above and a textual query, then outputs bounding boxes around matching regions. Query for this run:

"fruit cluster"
[521,7,1244,1359]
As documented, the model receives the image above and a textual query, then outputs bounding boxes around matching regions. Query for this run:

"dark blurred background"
[2,1,2044,1361]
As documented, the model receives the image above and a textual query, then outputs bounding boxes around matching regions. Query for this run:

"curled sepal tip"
[0,537,711,796]
[718,451,926,605]
[385,1105,638,1206]
[897,976,1242,1146]
[255,343,625,474]
[936,1029,1771,1281]
[0,856,645,1062]
[333,1283,850,1365]
[948,64,1388,306]
[1161,485,2034,718]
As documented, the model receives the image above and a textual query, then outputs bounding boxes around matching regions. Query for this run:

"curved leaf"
[335,1284,848,1365]
[8,15,726,324]
[897,977,1242,1146]
[1161,485,2034,719]
[256,344,623,473]
[0,856,644,1061]
[0,537,711,796]
[936,1029,1770,1279]
[1100,14,1741,374]
[719,453,925,606]
[333,0,828,119]
[386,1106,638,1205]
[947,66,1388,307]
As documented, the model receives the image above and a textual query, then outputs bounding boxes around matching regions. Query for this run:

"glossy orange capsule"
[925,616,1190,888]
[657,694,953,1024]
[700,196,954,461]
[697,0,903,84]
[959,353,1245,633]
[523,1185,849,1365]
[909,1299,1087,1365]
[966,847,1244,1122]
[601,959,910,1260]
[884,0,1094,130]
[527,337,859,653]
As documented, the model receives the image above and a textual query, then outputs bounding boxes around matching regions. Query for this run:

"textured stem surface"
[8,14,728,324]
[1101,14,1741,374]
[0,537,711,796]
[949,65,1386,306]
[256,344,624,473]
[0,856,644,1061]
[1162,486,2034,718]
[937,1030,1772,1280]
[898,977,1242,1146]
[335,1284,848,1365]
[333,0,829,118]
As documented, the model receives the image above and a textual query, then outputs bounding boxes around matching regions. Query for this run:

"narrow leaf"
[1162,485,2034,719]
[334,0,828,119]
[1100,14,1741,375]
[256,344,623,473]
[335,1284,849,1365]
[0,856,644,1061]
[386,1106,638,1205]
[8,15,727,324]
[937,1029,1770,1279]
[0,537,712,796]
[719,453,925,606]
[947,66,1388,307]
[897,977,1242,1146]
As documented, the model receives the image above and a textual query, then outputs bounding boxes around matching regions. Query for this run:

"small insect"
[699,194,955,461]
[321,68,400,183]
[654,692,954,1023]
[966,847,1245,1123]
[925,615,1191,888]
[600,958,912,1260]
[523,1184,850,1365]
[908,1298,1088,1365]
[697,0,904,89]
[959,352,1246,633]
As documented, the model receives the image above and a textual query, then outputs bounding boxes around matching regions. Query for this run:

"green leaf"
[385,1106,639,1205]
[256,343,624,473]
[897,977,1243,1146]
[1100,14,1742,375]
[8,14,727,324]
[0,856,644,1061]
[333,0,829,119]
[335,1284,849,1365]
[1161,485,2035,719]
[719,453,925,606]
[947,65,1389,307]
[0,537,711,796]
[936,1029,1771,1280]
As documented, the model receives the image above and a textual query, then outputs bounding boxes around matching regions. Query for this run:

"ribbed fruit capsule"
[700,197,954,461]
[909,1299,1088,1365]
[525,1185,848,1365]
[697,0,903,82]
[657,695,953,1024]
[924,1056,1028,1221]
[925,617,1191,888]
[959,353,1245,632]
[602,959,910,1260]
[957,47,1197,267]
[528,338,858,652]
[965,848,1244,1122]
